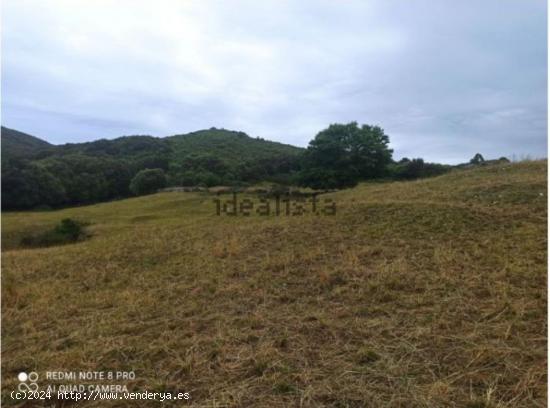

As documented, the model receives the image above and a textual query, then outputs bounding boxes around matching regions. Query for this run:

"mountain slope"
[167,128,302,166]
[1,127,305,209]
[1,126,52,159]
[14,127,303,164]
[1,160,546,406]
[53,135,171,158]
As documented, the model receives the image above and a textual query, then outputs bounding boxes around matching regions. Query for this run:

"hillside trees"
[389,158,450,180]
[1,160,66,209]
[169,153,229,186]
[129,168,167,195]
[40,155,133,203]
[1,155,135,209]
[2,127,306,208]
[1,126,52,160]
[2,124,457,209]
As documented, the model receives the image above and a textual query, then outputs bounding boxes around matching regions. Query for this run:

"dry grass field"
[1,160,547,407]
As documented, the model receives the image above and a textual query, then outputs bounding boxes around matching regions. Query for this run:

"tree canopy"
[129,168,167,196]
[1,124,458,209]
[298,122,393,189]
[1,128,302,209]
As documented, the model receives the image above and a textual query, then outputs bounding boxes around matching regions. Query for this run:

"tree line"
[2,122,463,210]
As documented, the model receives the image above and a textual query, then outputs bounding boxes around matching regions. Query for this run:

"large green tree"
[299,122,393,189]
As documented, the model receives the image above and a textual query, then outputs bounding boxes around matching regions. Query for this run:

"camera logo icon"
[18,371,39,392]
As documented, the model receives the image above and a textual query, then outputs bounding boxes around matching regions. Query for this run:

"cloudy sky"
[1,0,547,163]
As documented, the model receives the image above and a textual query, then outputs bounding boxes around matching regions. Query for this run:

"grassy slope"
[1,160,547,407]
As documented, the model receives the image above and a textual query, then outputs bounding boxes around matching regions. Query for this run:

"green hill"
[1,127,304,209]
[1,160,546,406]
[43,128,301,163]
[1,126,52,160]
[167,128,302,166]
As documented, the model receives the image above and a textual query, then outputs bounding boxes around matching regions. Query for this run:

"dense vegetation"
[2,123,489,209]
[167,129,302,186]
[0,127,52,160]
[1,126,303,209]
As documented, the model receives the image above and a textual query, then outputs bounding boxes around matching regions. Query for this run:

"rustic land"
[2,160,547,407]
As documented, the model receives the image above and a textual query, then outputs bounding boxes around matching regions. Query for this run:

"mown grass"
[1,160,547,407]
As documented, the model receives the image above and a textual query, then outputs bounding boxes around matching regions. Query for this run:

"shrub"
[54,218,83,240]
[20,218,87,248]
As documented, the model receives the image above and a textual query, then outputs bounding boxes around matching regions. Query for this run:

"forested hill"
[1,126,52,160]
[1,126,304,209]
[44,128,302,163]
[2,123,460,210]
[167,129,302,167]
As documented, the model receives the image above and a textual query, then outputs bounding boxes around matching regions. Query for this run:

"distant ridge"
[1,126,303,163]
[1,126,304,209]
[1,126,52,159]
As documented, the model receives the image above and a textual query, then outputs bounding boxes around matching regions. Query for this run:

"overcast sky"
[1,0,547,163]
